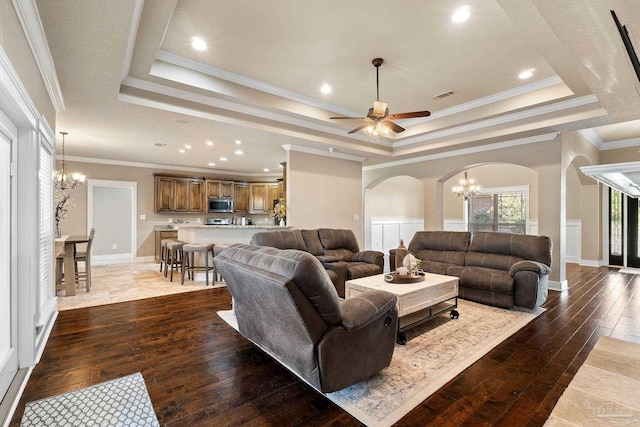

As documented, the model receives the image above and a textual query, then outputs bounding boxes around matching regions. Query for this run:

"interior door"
[0,122,17,400]
[627,197,640,267]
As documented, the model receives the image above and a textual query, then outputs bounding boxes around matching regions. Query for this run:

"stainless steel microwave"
[208,198,233,213]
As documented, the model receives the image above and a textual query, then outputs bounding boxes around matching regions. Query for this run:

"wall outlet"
[353,214,360,221]
[112,244,117,250]
[140,214,146,220]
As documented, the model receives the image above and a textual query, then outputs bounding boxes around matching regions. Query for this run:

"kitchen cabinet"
[154,175,205,213]
[154,229,178,262]
[234,182,249,213]
[249,183,279,214]
[206,180,234,199]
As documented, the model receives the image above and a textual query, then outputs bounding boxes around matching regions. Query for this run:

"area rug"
[21,372,159,426]
[218,299,544,426]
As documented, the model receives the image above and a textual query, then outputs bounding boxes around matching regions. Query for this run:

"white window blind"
[39,142,53,309]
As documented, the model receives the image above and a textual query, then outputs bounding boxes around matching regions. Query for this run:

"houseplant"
[271,197,287,226]
[55,190,73,237]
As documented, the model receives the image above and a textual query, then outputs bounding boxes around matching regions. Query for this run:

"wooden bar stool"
[165,241,186,282]
[160,239,183,274]
[181,243,215,286]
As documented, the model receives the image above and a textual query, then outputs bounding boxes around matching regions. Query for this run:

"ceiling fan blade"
[388,111,431,120]
[384,120,406,133]
[348,122,373,134]
[329,116,366,119]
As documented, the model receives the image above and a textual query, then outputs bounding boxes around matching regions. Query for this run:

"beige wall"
[370,176,424,220]
[287,151,364,245]
[0,0,56,125]
[566,165,581,220]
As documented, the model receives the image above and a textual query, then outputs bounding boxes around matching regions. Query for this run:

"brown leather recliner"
[214,244,398,393]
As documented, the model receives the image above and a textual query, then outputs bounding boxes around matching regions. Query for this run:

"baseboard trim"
[579,259,603,267]
[92,253,133,265]
[549,280,568,292]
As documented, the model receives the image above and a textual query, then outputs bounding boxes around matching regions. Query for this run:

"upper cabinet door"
[155,177,174,212]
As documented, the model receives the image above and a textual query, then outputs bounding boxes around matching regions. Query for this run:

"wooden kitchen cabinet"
[206,180,234,199]
[249,183,279,214]
[154,229,178,262]
[234,182,249,213]
[154,175,205,213]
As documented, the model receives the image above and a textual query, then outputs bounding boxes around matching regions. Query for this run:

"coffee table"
[345,273,459,344]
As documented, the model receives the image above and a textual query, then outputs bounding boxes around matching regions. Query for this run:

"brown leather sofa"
[214,244,398,392]
[390,231,552,310]
[251,228,384,297]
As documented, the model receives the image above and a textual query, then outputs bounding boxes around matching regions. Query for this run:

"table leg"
[63,242,77,296]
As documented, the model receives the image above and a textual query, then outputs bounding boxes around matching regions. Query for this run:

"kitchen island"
[177,224,292,246]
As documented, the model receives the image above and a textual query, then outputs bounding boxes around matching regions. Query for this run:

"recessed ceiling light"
[235,150,243,155]
[208,162,216,166]
[185,144,192,149]
[191,37,207,51]
[179,149,186,154]
[263,168,270,172]
[452,5,471,23]
[220,157,228,161]
[206,140,214,146]
[320,83,332,94]
[518,69,534,79]
[279,164,284,168]
[235,140,242,145]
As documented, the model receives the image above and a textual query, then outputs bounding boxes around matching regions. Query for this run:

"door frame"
[87,180,138,264]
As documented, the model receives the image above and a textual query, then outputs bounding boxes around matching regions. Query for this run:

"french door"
[609,188,640,267]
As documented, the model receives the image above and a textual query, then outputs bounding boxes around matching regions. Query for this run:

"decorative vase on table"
[279,218,285,226]
[55,222,61,238]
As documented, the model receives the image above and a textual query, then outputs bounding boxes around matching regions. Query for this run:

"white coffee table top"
[345,273,458,297]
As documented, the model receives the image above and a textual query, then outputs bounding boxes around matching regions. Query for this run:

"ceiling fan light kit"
[329,57,431,140]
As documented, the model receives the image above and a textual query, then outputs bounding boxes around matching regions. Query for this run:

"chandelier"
[363,121,391,139]
[452,171,480,200]
[55,131,85,190]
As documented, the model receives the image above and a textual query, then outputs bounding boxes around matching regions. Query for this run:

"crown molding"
[58,155,283,178]
[394,94,600,148]
[598,136,640,150]
[120,0,144,82]
[281,144,366,162]
[577,128,604,150]
[400,75,565,127]
[12,0,65,112]
[156,50,361,119]
[363,132,559,171]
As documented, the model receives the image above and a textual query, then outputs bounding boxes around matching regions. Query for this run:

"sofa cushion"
[318,229,360,260]
[468,232,552,267]
[458,266,514,295]
[250,229,307,251]
[346,262,383,280]
[302,229,325,256]
[420,260,454,275]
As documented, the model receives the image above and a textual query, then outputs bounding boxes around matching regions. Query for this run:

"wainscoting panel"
[371,219,424,272]
[565,220,581,264]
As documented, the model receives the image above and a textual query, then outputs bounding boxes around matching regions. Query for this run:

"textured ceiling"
[34,0,640,176]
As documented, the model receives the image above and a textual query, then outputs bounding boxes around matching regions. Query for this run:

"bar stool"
[181,243,215,286]
[160,239,183,274]
[165,241,186,282]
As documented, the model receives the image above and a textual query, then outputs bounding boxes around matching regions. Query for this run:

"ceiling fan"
[330,58,431,138]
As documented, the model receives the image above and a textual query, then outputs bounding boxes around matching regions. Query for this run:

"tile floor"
[56,262,224,311]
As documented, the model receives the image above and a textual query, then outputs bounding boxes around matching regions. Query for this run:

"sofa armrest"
[509,260,551,277]
[317,255,341,263]
[352,250,384,266]
[340,290,397,332]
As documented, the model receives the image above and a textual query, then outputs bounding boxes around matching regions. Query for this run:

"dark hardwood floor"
[9,264,640,426]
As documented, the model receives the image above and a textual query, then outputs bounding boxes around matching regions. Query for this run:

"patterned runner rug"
[21,372,159,426]
[219,299,543,427]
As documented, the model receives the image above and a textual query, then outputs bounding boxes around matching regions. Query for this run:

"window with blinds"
[469,191,527,234]
[39,141,54,312]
